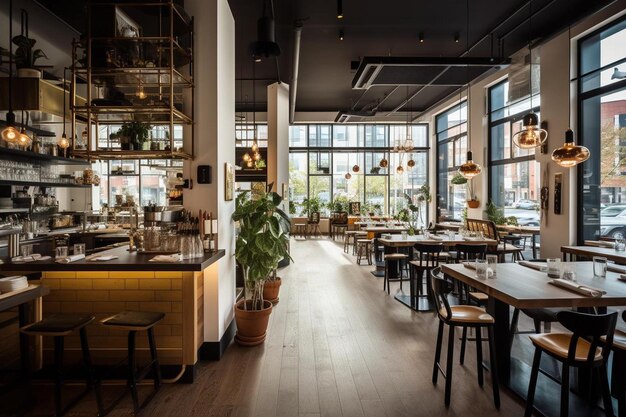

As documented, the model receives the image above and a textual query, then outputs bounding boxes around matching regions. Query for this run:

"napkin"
[608,264,626,274]
[462,261,476,270]
[149,254,182,263]
[549,279,606,297]
[584,240,615,248]
[88,255,119,262]
[463,237,481,241]
[517,261,547,271]
[55,254,86,264]
[0,275,28,293]
[428,235,443,241]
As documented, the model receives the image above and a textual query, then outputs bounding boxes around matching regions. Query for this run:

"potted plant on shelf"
[12,34,48,78]
[451,173,480,208]
[299,196,324,218]
[402,184,432,234]
[112,121,152,151]
[232,187,291,345]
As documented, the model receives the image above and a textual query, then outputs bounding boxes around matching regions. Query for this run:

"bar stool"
[353,231,368,255]
[525,311,616,417]
[430,268,500,409]
[356,239,373,265]
[100,311,165,416]
[294,222,307,239]
[454,244,487,304]
[383,252,409,294]
[20,314,103,417]
[344,231,357,253]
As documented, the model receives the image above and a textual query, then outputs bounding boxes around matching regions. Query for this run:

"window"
[236,124,268,148]
[436,102,467,221]
[578,17,626,241]
[488,80,541,225]
[288,124,429,219]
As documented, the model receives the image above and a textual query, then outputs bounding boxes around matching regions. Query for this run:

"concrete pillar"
[267,82,290,208]
[183,0,236,357]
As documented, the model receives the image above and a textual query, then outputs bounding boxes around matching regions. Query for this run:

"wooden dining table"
[442,261,626,417]
[379,234,496,311]
[562,245,626,264]
[498,225,541,259]
[362,226,409,276]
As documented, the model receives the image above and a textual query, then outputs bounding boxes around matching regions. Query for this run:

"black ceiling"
[37,0,615,118]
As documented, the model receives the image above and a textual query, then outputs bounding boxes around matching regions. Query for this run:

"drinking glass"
[593,256,608,278]
[475,259,488,279]
[616,238,626,252]
[21,244,33,257]
[546,258,562,278]
[55,246,68,259]
[486,254,498,278]
[562,267,577,282]
[401,231,408,240]
[73,243,86,256]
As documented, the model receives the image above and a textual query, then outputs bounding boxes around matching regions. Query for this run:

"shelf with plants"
[0,146,91,165]
[71,0,194,161]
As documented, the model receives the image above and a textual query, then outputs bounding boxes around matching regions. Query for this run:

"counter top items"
[86,255,118,262]
[0,275,28,293]
[149,254,182,263]
[55,254,85,263]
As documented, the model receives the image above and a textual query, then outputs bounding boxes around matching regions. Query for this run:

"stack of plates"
[0,276,28,294]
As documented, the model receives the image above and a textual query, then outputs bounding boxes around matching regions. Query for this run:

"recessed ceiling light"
[339,29,344,41]
[454,32,460,43]
[418,32,424,43]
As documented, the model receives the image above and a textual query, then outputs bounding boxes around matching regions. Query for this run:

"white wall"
[184,0,236,343]
[267,82,290,206]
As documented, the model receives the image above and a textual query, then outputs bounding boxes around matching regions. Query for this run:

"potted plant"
[402,184,432,234]
[485,200,518,226]
[329,195,349,213]
[299,196,324,218]
[232,188,291,345]
[112,121,152,151]
[12,34,48,78]
[451,173,480,208]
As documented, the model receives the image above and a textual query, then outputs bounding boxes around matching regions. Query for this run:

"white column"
[183,0,236,346]
[267,82,290,207]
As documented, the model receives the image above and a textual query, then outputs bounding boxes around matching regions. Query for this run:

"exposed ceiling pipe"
[289,20,303,124]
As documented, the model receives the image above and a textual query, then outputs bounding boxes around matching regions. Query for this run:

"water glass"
[546,258,562,278]
[55,246,68,259]
[73,243,86,256]
[401,231,408,240]
[616,239,626,252]
[475,259,488,280]
[21,244,33,257]
[593,256,608,278]
[562,267,577,282]
[486,255,498,278]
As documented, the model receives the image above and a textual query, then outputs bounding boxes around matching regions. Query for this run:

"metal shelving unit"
[71,0,194,161]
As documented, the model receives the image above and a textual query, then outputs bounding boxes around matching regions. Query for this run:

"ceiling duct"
[289,20,303,124]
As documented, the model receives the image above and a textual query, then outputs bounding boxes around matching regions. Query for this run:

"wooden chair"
[383,251,409,294]
[525,311,617,417]
[465,218,524,262]
[356,239,373,265]
[410,243,443,300]
[344,230,357,253]
[430,268,500,408]
[330,211,349,240]
[602,311,626,417]
[307,212,321,237]
[454,244,487,304]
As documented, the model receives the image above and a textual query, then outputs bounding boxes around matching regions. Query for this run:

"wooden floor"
[23,238,530,417]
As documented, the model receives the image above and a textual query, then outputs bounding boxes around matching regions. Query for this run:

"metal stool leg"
[127,331,140,414]
[147,328,162,390]
[54,336,64,417]
[80,328,104,415]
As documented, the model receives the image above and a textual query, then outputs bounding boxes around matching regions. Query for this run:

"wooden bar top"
[562,245,626,264]
[379,235,496,247]
[0,246,225,272]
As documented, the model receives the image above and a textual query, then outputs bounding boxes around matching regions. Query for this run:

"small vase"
[467,200,480,209]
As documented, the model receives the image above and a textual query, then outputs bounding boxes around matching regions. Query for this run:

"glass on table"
[561,266,577,282]
[73,243,86,256]
[546,258,562,278]
[593,256,608,278]
[401,231,408,240]
[475,259,488,279]
[20,244,33,257]
[55,246,68,259]
[616,238,626,252]
[486,254,498,277]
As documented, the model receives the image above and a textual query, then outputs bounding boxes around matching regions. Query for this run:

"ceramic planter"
[17,68,41,78]
[467,200,480,209]
[234,299,273,346]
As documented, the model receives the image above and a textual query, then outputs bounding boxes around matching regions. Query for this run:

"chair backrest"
[465,218,500,243]
[309,211,320,224]
[455,244,487,262]
[338,211,348,224]
[430,267,454,321]
[556,310,618,364]
[413,242,443,268]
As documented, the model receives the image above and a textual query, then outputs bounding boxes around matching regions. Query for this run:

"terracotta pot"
[17,68,41,78]
[263,277,282,304]
[467,199,480,209]
[234,299,273,346]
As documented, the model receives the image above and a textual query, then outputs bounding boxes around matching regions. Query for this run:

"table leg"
[18,303,31,376]
[532,234,537,259]
[486,297,511,385]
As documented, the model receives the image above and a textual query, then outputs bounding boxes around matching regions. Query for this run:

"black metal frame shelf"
[0,180,91,189]
[0,147,90,166]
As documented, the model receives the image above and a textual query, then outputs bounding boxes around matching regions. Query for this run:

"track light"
[418,32,424,43]
[454,32,460,43]
[339,29,344,41]
[337,0,343,19]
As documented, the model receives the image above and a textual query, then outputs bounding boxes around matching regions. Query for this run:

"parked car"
[600,204,626,239]
[516,216,540,227]
[513,199,539,210]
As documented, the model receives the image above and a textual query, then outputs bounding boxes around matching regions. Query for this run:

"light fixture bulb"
[58,133,70,149]
[17,128,32,147]
[396,165,404,174]
[136,85,147,99]
[1,125,19,143]
[352,164,360,173]
[253,152,261,161]
[344,172,351,180]
[551,129,590,168]
[246,160,254,168]
[458,151,482,179]
[379,158,388,168]
[512,112,547,149]
[407,159,415,169]
[251,142,259,152]
[242,152,251,162]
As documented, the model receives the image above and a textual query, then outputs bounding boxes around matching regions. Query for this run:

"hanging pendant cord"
[8,0,13,115]
[466,0,470,149]
[62,67,67,135]
[568,25,572,129]
[252,60,256,144]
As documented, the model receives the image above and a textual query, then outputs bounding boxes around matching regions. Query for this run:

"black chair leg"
[54,336,64,417]
[476,326,484,387]
[619,392,626,417]
[487,326,500,409]
[444,325,455,407]
[460,327,467,365]
[79,328,104,415]
[509,308,520,350]
[533,318,542,333]
[433,321,444,385]
[561,363,570,417]
[600,365,615,417]
[525,348,542,417]
[147,328,162,389]
[128,331,140,414]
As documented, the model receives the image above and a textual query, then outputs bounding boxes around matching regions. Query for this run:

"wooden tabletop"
[497,225,540,235]
[442,262,626,308]
[561,245,626,264]
[435,222,463,231]
[0,284,49,312]
[379,235,497,247]
[363,227,409,233]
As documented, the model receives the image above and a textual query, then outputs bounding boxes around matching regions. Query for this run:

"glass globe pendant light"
[407,156,415,170]
[1,0,18,144]
[17,126,32,148]
[551,129,589,168]
[345,172,352,180]
[379,156,388,168]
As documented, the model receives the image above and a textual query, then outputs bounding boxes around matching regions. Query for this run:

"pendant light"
[379,156,388,168]
[458,0,482,179]
[243,60,263,168]
[345,153,352,179]
[57,67,71,156]
[17,111,32,148]
[405,86,415,170]
[1,0,19,144]
[249,0,281,62]
[551,26,590,167]
[512,0,547,149]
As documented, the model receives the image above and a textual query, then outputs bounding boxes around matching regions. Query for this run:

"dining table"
[562,245,626,264]
[442,261,626,417]
[498,224,541,259]
[362,225,409,274]
[378,234,496,311]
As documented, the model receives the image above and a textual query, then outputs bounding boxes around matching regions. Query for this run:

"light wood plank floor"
[24,238,529,416]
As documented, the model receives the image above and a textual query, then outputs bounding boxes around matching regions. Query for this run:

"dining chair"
[453,243,487,304]
[410,243,443,299]
[430,267,500,408]
[603,310,626,417]
[525,310,617,417]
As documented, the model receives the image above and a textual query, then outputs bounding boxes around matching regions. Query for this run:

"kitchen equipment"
[8,232,20,257]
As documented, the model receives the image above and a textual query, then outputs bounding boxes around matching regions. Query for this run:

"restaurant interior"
[0,0,625,416]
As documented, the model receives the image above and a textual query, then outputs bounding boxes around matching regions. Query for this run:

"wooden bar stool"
[294,222,307,239]
[100,311,165,416]
[383,252,409,294]
[344,230,357,253]
[356,239,373,265]
[430,268,500,409]
[21,314,104,417]
[353,231,367,255]
[525,311,616,417]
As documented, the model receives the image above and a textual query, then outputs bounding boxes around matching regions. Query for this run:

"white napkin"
[549,279,606,297]
[428,235,443,241]
[149,254,182,263]
[584,240,615,248]
[463,237,481,241]
[462,261,476,270]
[88,255,119,262]
[0,275,28,293]
[518,261,547,271]
[608,264,626,274]
[55,254,86,264]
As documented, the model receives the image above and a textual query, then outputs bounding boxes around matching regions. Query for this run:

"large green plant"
[12,35,48,69]
[232,189,291,310]
[112,121,152,149]
[299,197,324,217]
[485,200,518,226]
[328,195,349,213]
[451,172,477,201]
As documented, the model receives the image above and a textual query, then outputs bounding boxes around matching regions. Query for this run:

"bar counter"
[0,246,225,379]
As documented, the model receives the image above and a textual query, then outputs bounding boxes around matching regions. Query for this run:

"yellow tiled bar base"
[39,269,204,366]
